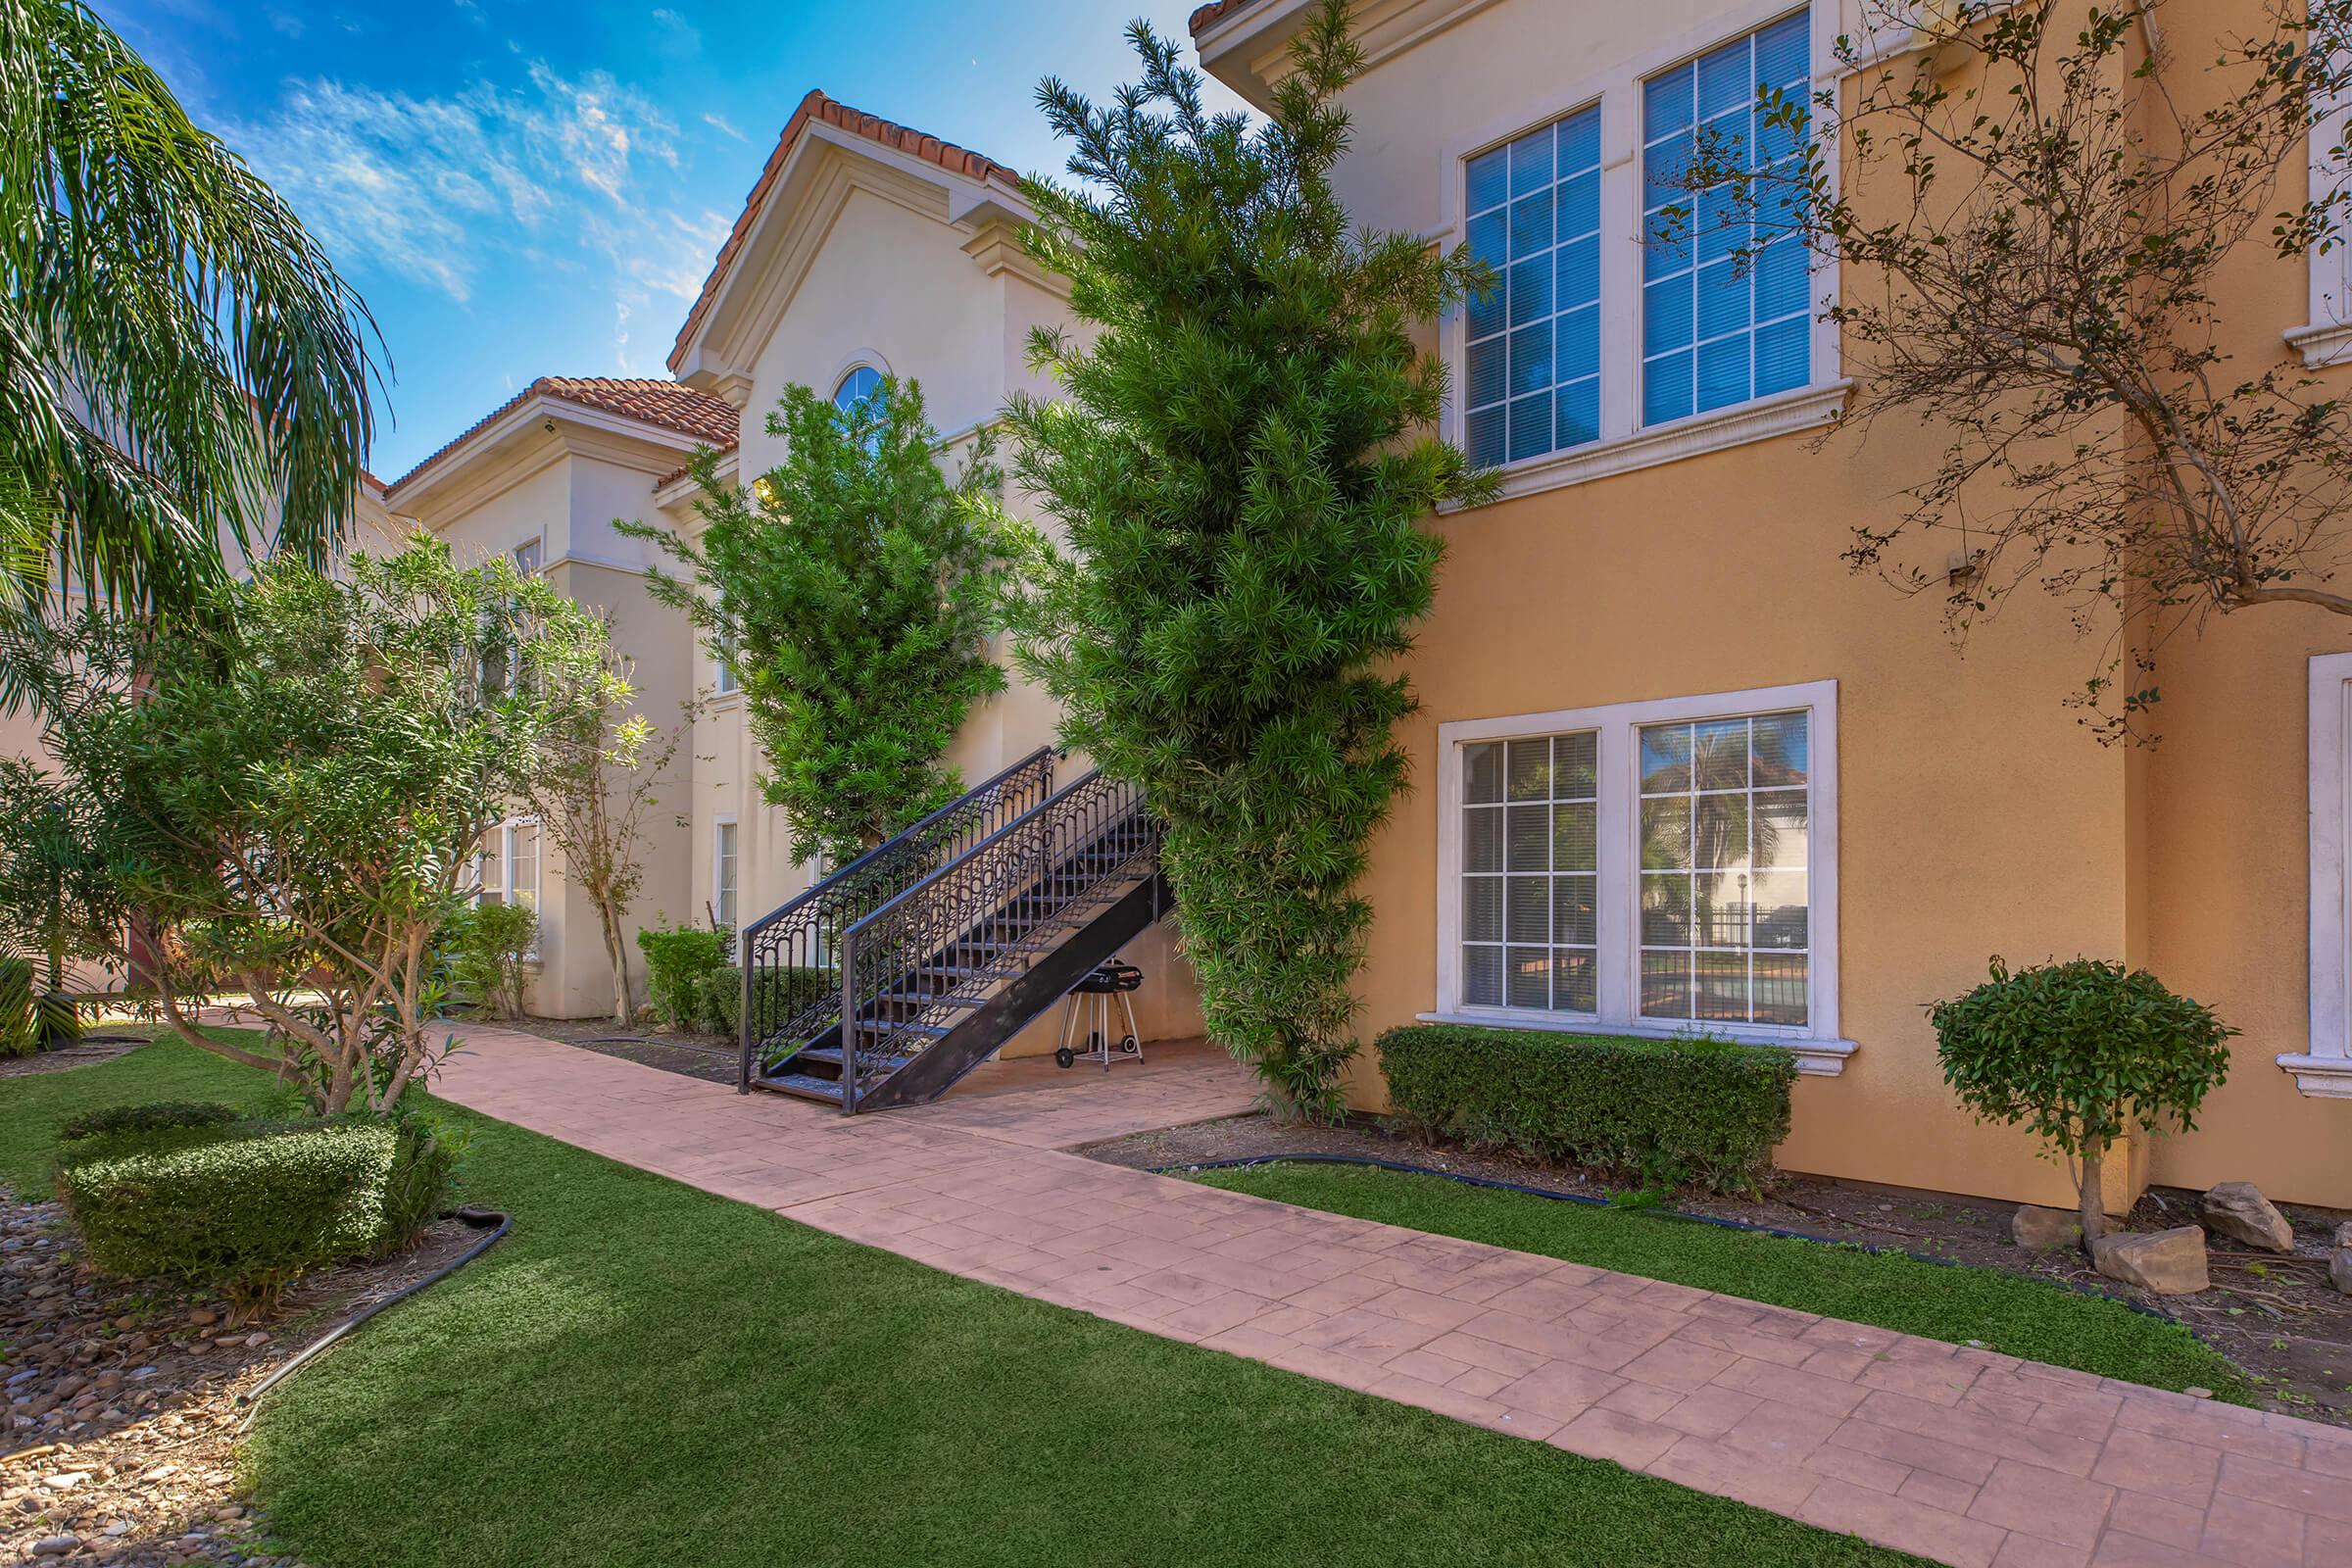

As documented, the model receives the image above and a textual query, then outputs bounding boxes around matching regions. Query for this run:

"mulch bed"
[0,1041,155,1082]
[2,1199,482,1564]
[503,1017,740,1086]
[1081,1111,2352,1428]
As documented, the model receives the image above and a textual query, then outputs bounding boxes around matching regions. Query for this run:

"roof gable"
[667,89,1023,376]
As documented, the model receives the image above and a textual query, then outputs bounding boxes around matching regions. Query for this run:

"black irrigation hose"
[235,1206,511,1414]
[1148,1152,2207,1336]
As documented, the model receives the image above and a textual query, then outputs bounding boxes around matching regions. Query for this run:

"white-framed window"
[2291,78,2352,366]
[1446,1,1843,501]
[1639,10,1812,424]
[713,818,739,932]
[511,537,544,575]
[1463,103,1604,467]
[2290,652,2352,1097]
[712,624,739,697]
[1433,680,1849,1073]
[467,816,542,914]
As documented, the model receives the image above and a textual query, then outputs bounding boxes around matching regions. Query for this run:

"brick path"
[439,1027,2352,1568]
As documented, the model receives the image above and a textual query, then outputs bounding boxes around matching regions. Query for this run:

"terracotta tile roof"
[387,377,739,497]
[1189,0,1268,32]
[667,88,1024,375]
[654,439,738,494]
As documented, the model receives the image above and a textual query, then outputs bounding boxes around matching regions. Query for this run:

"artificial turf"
[1,1034,1933,1567]
[1189,1159,2253,1404]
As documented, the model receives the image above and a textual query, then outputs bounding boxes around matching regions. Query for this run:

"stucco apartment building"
[388,0,2349,1210]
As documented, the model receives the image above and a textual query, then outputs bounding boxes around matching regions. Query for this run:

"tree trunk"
[599,895,631,1025]
[2078,1138,2107,1250]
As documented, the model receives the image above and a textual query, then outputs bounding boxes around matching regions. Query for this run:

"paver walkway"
[440,1027,2352,1568]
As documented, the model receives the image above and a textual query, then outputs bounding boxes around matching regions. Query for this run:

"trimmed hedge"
[637,925,730,1029]
[1376,1024,1796,1195]
[56,1111,453,1309]
[61,1100,241,1143]
[692,964,837,1037]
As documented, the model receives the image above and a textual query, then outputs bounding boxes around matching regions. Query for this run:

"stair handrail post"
[837,926,859,1115]
[737,923,755,1094]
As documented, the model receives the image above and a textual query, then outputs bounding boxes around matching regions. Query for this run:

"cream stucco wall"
[390,427,701,1019]
[676,153,1201,1054]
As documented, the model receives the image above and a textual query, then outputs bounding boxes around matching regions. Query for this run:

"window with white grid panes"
[1637,710,1809,1025]
[1460,731,1598,1013]
[1464,104,1603,467]
[1641,11,1811,424]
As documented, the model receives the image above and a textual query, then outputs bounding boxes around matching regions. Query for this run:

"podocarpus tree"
[1931,957,2235,1244]
[516,642,682,1024]
[5,538,614,1113]
[1001,3,1494,1120]
[627,377,1006,866]
[1667,0,2352,739]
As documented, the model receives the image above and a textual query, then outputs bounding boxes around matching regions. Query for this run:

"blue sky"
[102,0,1248,481]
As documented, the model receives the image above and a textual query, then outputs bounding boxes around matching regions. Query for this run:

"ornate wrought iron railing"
[738,747,1058,1088]
[831,770,1160,1111]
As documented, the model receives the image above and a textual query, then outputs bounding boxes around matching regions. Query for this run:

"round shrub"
[1931,956,2234,1239]
[636,924,729,1029]
[57,1112,454,1311]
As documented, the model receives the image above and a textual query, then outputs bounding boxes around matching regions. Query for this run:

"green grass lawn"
[3,1035,1930,1568]
[1191,1161,2251,1403]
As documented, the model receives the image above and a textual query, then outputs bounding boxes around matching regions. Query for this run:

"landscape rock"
[2200,1181,2295,1252]
[2333,1224,2352,1297]
[2012,1204,2082,1251]
[2092,1226,2211,1296]
[31,1537,79,1557]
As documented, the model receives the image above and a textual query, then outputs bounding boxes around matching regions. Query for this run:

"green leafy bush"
[0,956,86,1057]
[445,902,539,1019]
[56,1112,453,1310]
[1932,957,2234,1240]
[626,378,1007,867]
[637,924,730,1029]
[1376,1024,1796,1195]
[693,964,837,1037]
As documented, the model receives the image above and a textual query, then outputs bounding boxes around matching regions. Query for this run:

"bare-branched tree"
[1669,0,2352,738]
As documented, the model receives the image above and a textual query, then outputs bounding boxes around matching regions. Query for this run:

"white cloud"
[702,111,746,143]
[650,8,700,53]
[228,61,689,308]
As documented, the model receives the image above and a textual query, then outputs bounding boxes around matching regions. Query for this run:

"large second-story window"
[1465,104,1603,467]
[1642,12,1811,425]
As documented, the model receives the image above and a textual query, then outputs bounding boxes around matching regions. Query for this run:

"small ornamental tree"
[1667,0,2352,740]
[626,377,1006,866]
[6,538,613,1113]
[516,640,682,1023]
[1930,957,2235,1244]
[1001,3,1494,1119]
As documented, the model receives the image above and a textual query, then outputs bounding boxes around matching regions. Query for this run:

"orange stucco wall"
[1232,0,2352,1207]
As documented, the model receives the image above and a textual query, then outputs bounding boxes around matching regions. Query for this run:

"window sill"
[2286,321,2352,368]
[1462,381,1853,509]
[2276,1053,2352,1099]
[1414,1011,1856,1076]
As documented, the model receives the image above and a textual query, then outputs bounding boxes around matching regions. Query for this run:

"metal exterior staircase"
[737,752,1169,1112]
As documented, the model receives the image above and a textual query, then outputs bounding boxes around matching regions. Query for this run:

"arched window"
[832,365,883,417]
